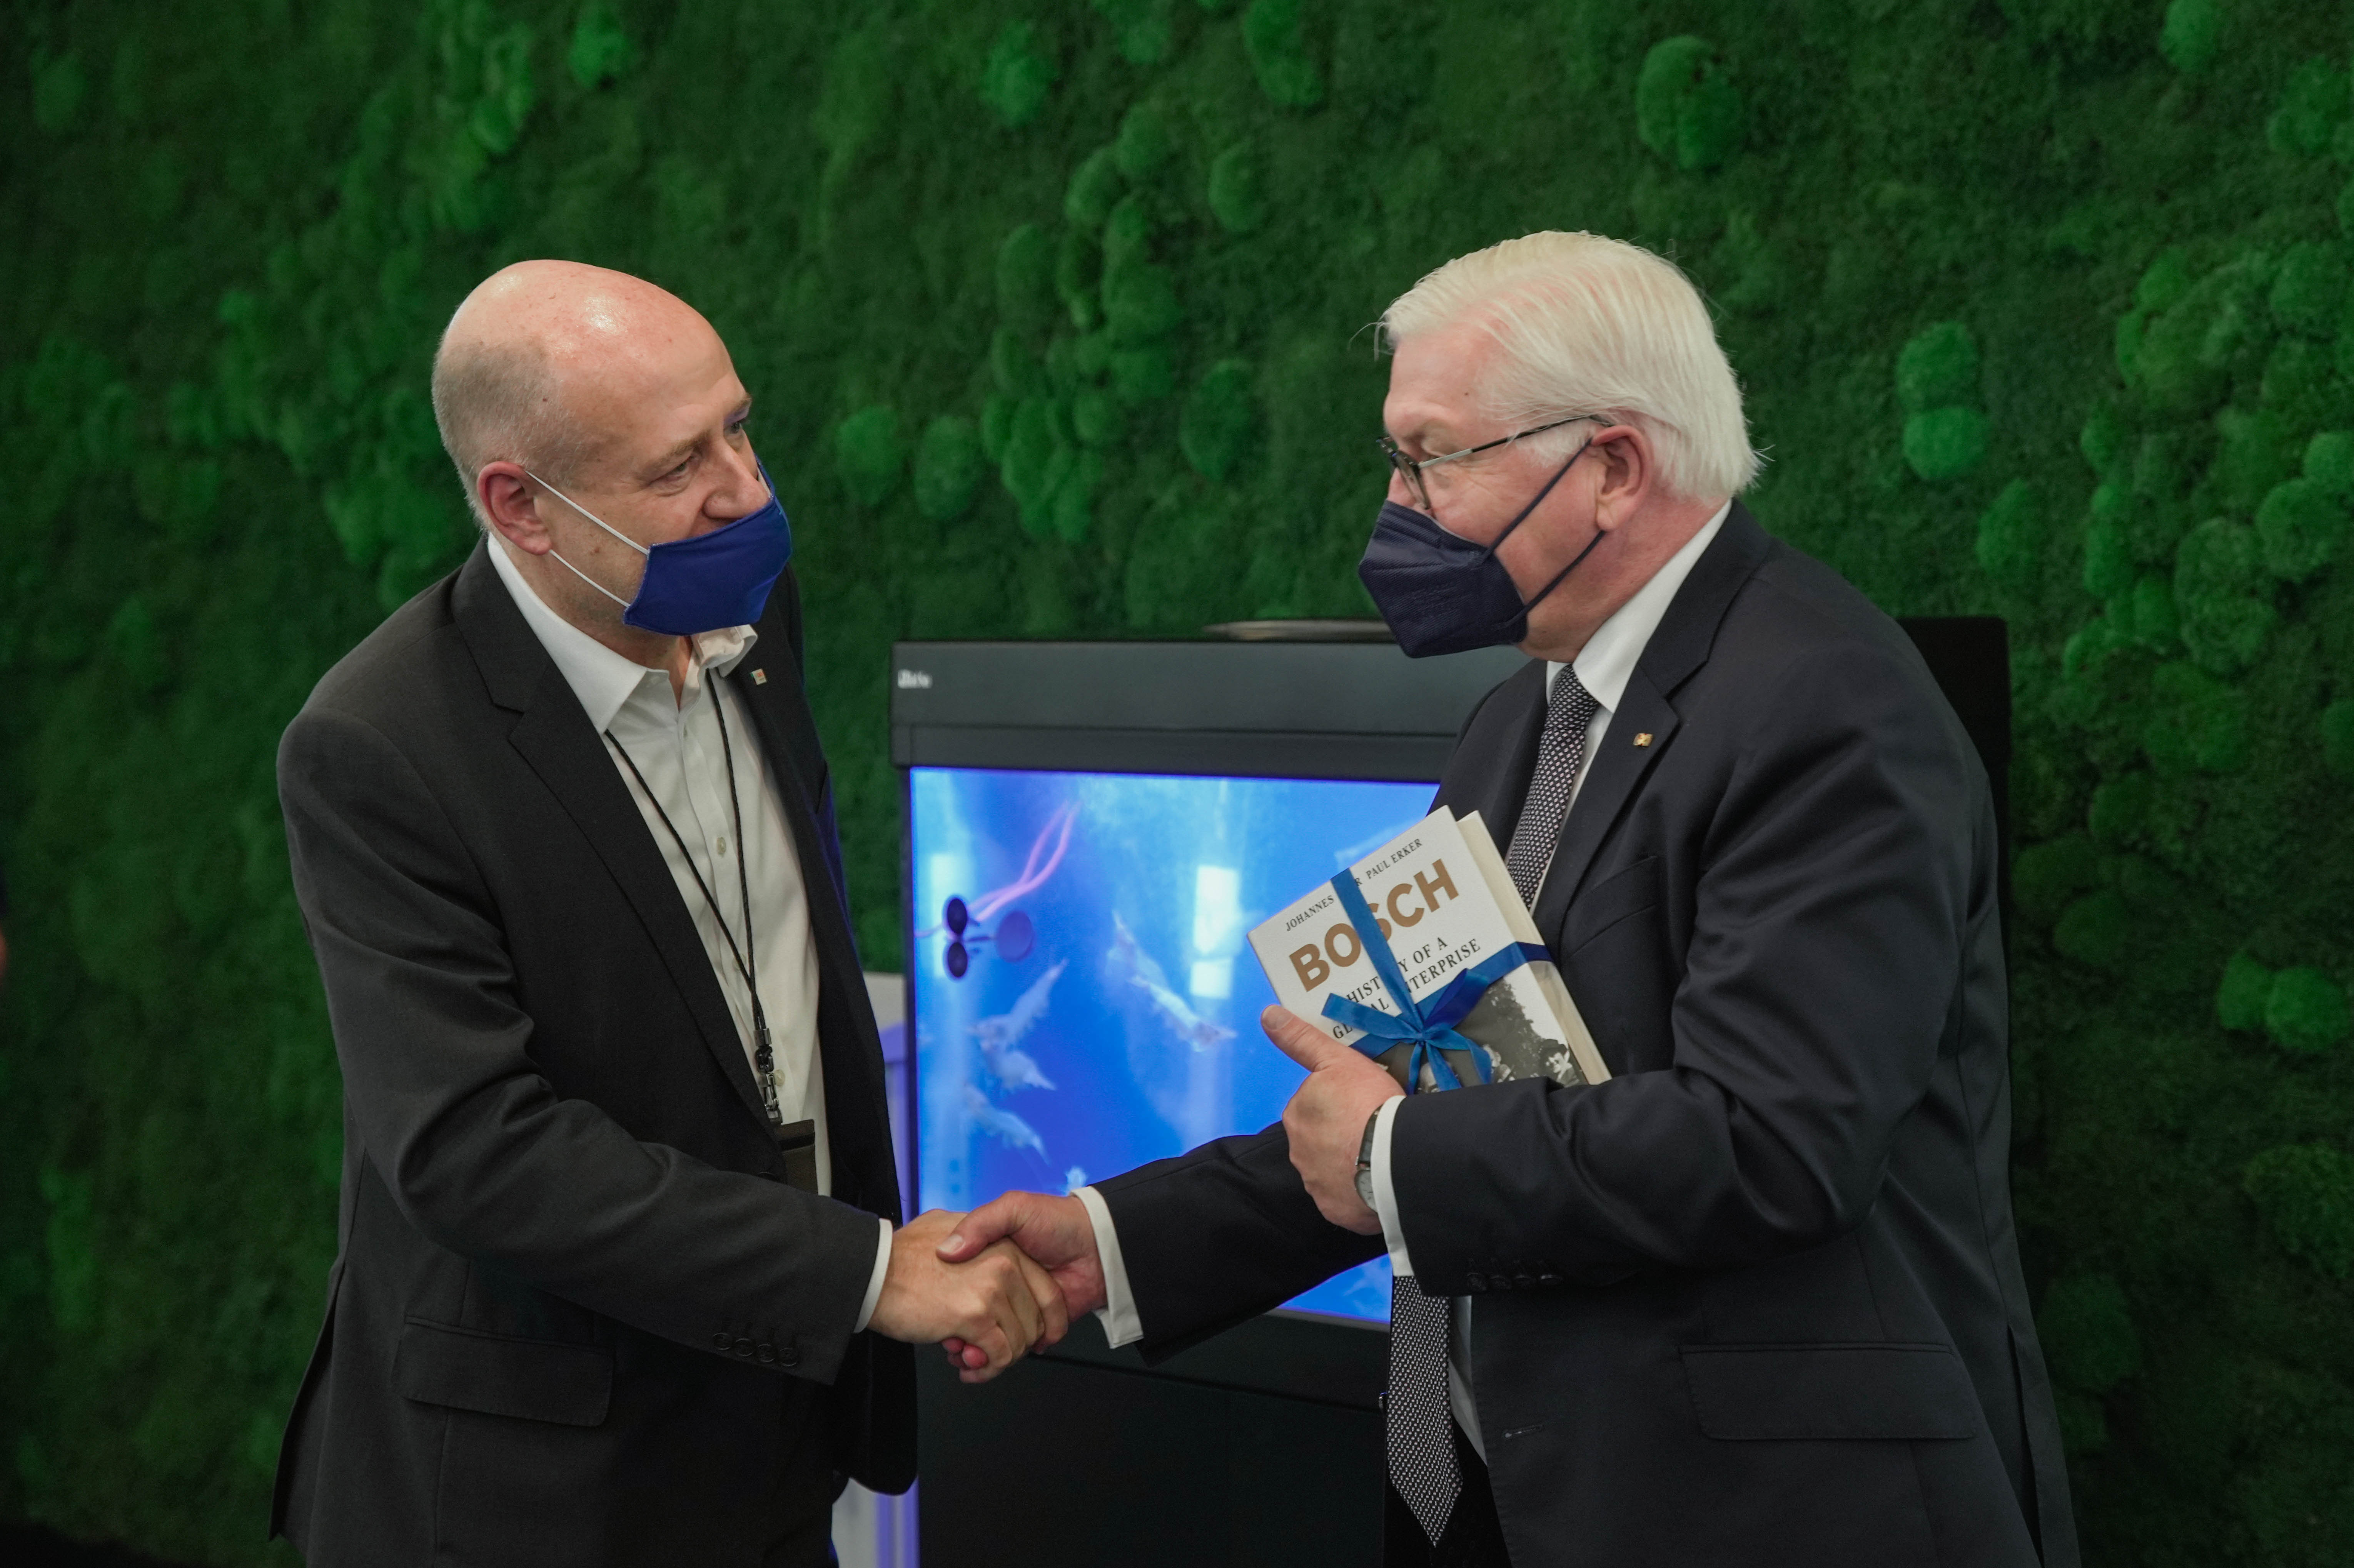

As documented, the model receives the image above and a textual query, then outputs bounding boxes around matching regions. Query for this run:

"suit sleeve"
[1393,640,1980,1288]
[278,703,884,1383]
[1086,667,1524,1353]
[1092,1125,1384,1360]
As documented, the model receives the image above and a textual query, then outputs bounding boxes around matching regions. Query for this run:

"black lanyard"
[606,671,781,1130]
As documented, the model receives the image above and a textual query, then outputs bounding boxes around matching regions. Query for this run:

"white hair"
[1379,232,1761,499]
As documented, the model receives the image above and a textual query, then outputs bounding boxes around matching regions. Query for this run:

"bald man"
[269,262,1065,1567]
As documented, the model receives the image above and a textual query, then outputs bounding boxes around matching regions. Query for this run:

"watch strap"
[1354,1106,1382,1208]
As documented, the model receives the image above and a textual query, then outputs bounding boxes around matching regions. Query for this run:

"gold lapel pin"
[1633,731,1653,747]
[751,668,769,685]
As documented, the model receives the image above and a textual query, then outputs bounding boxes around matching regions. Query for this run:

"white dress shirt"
[488,538,893,1333]
[1082,501,1732,1456]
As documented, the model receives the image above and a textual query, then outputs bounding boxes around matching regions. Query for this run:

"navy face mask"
[1357,439,1602,658]
[528,462,794,636]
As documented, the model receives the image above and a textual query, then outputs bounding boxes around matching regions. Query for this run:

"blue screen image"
[910,766,1436,1324]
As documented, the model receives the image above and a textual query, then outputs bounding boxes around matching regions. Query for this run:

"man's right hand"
[933,1192,1104,1383]
[867,1209,1068,1379]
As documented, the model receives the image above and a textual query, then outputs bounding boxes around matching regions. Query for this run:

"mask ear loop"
[1518,513,1609,612]
[1472,435,1606,612]
[523,471,648,611]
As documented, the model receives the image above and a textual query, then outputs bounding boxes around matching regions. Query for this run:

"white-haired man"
[944,232,2078,1568]
[270,260,1065,1566]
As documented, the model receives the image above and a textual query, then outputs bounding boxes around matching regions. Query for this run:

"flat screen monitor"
[909,763,1434,1323]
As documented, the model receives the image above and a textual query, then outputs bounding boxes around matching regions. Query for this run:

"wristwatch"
[1354,1109,1382,1210]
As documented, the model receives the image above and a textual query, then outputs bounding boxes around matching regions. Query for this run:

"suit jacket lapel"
[1529,504,1775,936]
[1531,670,1680,936]
[450,544,772,1130]
[725,590,899,1214]
[1445,660,1548,850]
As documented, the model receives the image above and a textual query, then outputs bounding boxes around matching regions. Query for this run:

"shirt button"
[716,835,730,856]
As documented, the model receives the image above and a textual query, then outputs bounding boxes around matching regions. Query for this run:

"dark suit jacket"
[1096,506,2079,1568]
[270,542,913,1566]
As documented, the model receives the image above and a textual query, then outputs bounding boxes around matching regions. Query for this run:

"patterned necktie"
[1388,666,1601,1547]
[1504,667,1602,908]
[1387,1273,1458,1545]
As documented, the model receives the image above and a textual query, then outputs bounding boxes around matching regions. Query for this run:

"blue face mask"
[527,463,794,636]
[1356,440,1600,658]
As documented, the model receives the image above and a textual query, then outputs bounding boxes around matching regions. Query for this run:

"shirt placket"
[673,678,755,1059]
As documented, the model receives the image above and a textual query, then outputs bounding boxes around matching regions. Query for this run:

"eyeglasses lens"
[1382,443,1428,511]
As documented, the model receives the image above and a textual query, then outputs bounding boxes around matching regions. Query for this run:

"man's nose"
[714,443,768,519]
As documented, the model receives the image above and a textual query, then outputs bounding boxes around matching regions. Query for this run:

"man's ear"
[478,463,551,554]
[1589,426,1654,533]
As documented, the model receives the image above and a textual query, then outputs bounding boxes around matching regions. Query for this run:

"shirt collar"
[1546,500,1732,712]
[485,533,760,733]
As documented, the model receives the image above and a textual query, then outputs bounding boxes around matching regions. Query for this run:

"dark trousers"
[1382,1423,1513,1568]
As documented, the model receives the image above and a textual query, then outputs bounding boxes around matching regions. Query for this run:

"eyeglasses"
[1377,415,1604,513]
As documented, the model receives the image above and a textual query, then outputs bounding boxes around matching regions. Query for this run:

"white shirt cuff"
[852,1215,892,1334]
[1074,1184,1145,1348]
[1372,1094,1414,1278]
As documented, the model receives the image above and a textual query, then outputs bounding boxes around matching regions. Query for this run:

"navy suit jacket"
[1095,505,2079,1568]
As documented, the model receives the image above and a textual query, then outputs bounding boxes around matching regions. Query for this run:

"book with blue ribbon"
[1247,808,1609,1092]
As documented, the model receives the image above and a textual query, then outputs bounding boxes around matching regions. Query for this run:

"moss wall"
[2,0,2350,1562]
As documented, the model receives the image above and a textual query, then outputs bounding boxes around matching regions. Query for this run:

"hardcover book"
[1246,808,1609,1090]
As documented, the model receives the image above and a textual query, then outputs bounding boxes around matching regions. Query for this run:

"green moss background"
[2,0,2351,1561]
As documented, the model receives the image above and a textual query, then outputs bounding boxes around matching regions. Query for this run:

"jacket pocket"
[396,1318,613,1428]
[1561,855,1661,954]
[1680,1343,1980,1441]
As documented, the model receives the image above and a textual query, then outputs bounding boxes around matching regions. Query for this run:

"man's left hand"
[1264,1005,1403,1235]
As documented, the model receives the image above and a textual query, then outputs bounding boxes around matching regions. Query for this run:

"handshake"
[865,1195,1102,1383]
[864,1004,1402,1382]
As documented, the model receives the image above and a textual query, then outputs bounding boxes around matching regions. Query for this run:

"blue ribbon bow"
[1316,870,1550,1092]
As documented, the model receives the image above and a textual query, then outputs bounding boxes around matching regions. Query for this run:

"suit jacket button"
[1513,1274,1537,1290]
[711,1332,732,1351]
[733,1337,755,1358]
[1465,1272,1489,1292]
[778,1346,800,1368]
[1538,1273,1564,1286]
[756,1343,777,1364]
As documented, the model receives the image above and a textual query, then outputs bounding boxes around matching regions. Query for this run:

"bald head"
[431,260,722,520]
